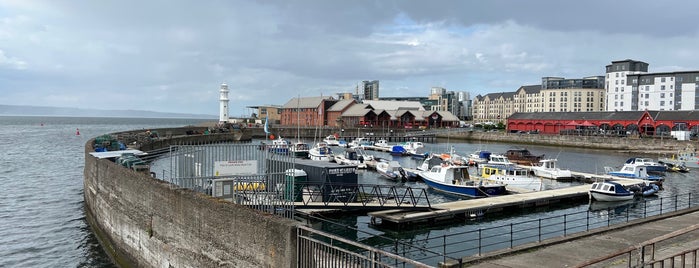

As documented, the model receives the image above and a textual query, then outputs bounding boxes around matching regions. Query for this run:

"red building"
[507,110,699,136]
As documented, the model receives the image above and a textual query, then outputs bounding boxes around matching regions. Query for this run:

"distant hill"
[0,104,216,119]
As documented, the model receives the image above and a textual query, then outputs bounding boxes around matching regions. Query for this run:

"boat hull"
[421,177,507,197]
[589,191,634,202]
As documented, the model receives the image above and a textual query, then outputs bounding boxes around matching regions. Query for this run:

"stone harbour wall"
[83,129,298,267]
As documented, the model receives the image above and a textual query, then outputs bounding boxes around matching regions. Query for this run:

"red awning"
[580,120,596,127]
[566,120,580,126]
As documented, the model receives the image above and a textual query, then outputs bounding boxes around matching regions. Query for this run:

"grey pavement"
[450,207,699,268]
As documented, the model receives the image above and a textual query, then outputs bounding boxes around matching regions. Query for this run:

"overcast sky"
[2,0,699,116]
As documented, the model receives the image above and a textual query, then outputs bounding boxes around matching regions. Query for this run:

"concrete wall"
[84,130,298,267]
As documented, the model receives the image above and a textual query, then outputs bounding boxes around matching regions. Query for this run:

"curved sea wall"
[83,128,298,267]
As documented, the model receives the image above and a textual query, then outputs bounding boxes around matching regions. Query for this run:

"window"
[670,93,673,97]
[661,85,665,90]
[615,80,619,85]
[661,77,666,82]
[661,93,665,98]
[660,101,665,106]
[632,79,638,84]
[622,80,625,85]
[670,85,673,89]
[645,101,649,106]
[646,86,650,91]
[616,73,619,77]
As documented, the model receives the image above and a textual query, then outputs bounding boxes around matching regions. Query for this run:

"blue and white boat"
[467,150,491,165]
[605,164,664,182]
[477,163,543,192]
[390,145,407,156]
[625,157,666,174]
[589,181,634,202]
[419,164,507,198]
[267,137,290,154]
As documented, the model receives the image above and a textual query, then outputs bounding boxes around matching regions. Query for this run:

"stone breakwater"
[441,131,691,155]
[83,127,297,267]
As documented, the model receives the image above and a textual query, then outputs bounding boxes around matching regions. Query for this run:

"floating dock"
[368,178,646,227]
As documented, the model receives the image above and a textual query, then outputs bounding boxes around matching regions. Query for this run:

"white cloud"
[2,1,699,114]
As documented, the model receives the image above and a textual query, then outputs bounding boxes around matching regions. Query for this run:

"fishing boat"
[657,144,699,169]
[267,137,290,154]
[604,164,664,182]
[589,181,634,202]
[375,160,407,181]
[477,164,543,192]
[333,148,367,169]
[418,164,507,198]
[504,148,544,165]
[530,159,573,180]
[308,142,333,161]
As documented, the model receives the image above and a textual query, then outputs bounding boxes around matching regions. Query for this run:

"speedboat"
[418,164,507,198]
[375,160,406,181]
[308,142,333,161]
[477,164,543,192]
[530,159,573,180]
[658,160,689,173]
[589,181,634,202]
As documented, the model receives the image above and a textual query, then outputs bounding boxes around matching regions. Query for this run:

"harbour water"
[2,115,696,267]
[0,116,211,268]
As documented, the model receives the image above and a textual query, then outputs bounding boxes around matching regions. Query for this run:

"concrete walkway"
[452,207,699,268]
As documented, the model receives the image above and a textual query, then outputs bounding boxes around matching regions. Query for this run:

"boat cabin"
[480,165,529,178]
[429,165,471,184]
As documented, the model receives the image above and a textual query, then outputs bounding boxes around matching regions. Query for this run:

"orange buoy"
[269,134,275,140]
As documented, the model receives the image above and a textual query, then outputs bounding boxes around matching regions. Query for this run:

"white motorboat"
[530,159,572,180]
[467,150,491,165]
[348,137,373,149]
[487,154,515,166]
[589,181,634,202]
[323,135,340,146]
[604,164,664,182]
[477,164,542,192]
[374,139,391,148]
[308,142,333,161]
[333,148,367,168]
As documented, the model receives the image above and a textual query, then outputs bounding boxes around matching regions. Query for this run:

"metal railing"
[392,193,699,265]
[297,225,433,268]
[574,224,699,267]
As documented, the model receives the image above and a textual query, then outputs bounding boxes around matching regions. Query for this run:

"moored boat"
[375,160,407,181]
[604,164,664,182]
[657,144,699,169]
[477,164,542,192]
[290,141,310,158]
[625,157,666,174]
[333,148,367,169]
[504,148,544,165]
[530,159,573,180]
[323,135,340,146]
[418,164,507,198]
[308,142,333,161]
[589,181,634,202]
[467,150,491,166]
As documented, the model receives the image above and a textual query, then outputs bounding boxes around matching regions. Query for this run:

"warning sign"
[214,160,257,176]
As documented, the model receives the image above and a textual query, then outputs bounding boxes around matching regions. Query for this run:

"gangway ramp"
[369,178,647,227]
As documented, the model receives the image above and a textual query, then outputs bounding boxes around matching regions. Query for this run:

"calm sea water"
[1,116,696,267]
[0,116,211,268]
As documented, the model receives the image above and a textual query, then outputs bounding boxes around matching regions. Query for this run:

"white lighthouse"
[219,83,229,123]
